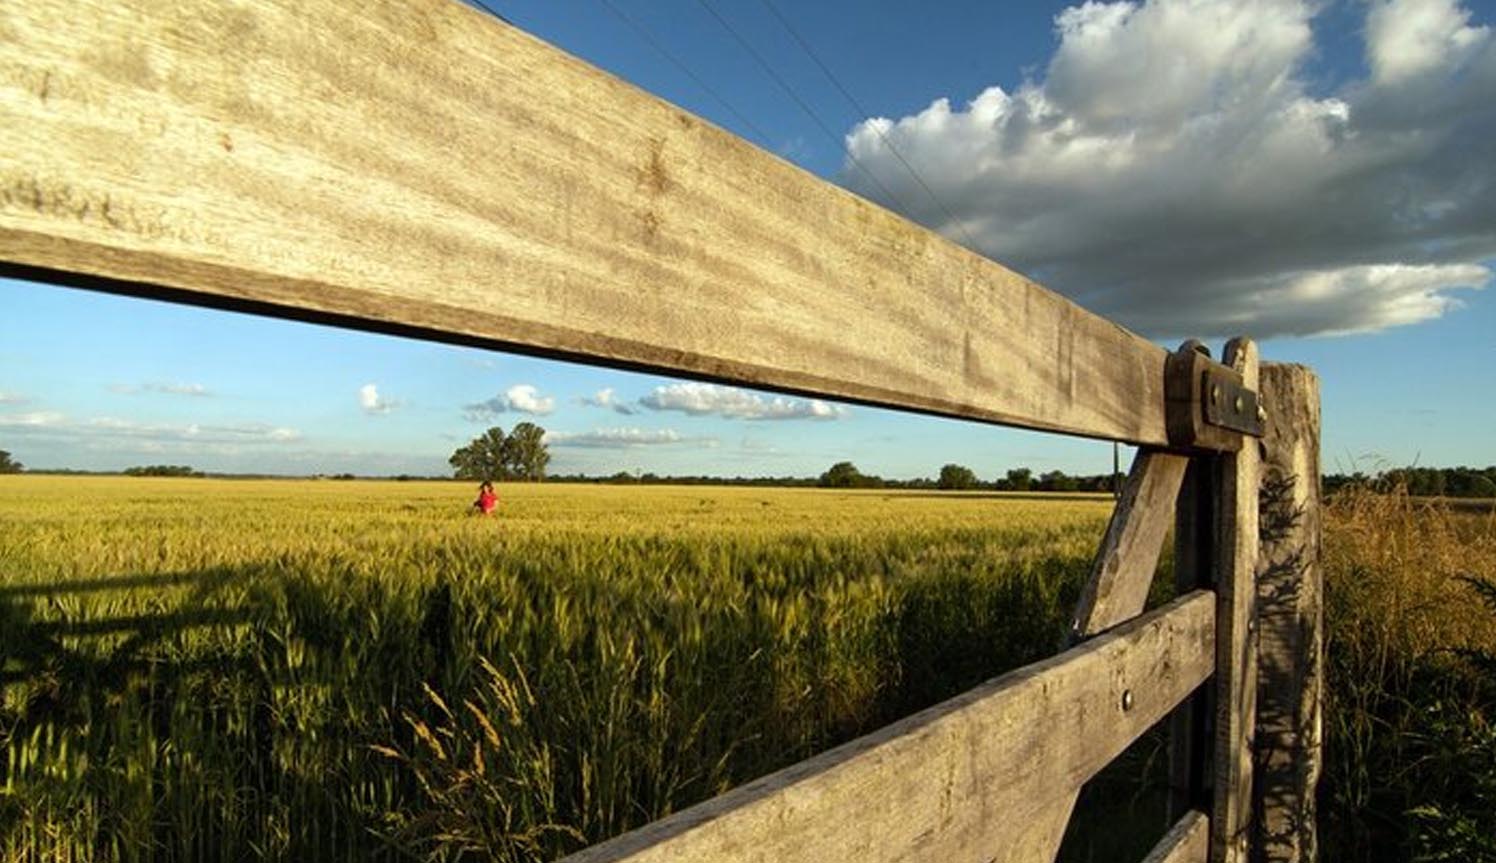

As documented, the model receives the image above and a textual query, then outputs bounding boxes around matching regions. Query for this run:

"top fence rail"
[1,0,1170,445]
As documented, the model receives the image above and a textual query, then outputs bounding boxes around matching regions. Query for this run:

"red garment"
[476,490,498,514]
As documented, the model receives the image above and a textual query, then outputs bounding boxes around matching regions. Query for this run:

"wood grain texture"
[1072,448,1189,638]
[1211,338,1261,863]
[1252,364,1322,863]
[1143,811,1210,863]
[559,592,1217,863]
[0,0,1170,443]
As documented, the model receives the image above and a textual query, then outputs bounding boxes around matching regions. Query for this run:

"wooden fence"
[0,1,1322,861]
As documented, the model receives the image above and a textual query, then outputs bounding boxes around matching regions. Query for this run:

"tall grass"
[10,476,1491,861]
[0,478,1108,862]
[1320,486,1496,861]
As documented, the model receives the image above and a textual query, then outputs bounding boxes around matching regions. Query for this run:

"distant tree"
[124,464,199,477]
[504,421,551,481]
[819,461,859,488]
[818,461,883,489]
[1366,465,1496,499]
[1005,467,1033,492]
[450,424,551,481]
[1039,469,1079,492]
[450,427,508,481]
[1324,471,1370,496]
[938,463,978,490]
[0,449,21,474]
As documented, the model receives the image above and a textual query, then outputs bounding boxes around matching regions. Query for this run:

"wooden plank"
[1210,338,1261,863]
[0,0,1171,444]
[1169,456,1213,822]
[1072,448,1189,638]
[1143,811,1210,863]
[1028,798,1082,863]
[1252,363,1322,863]
[559,592,1216,863]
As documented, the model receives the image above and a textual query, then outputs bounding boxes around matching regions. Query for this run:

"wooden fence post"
[1209,338,1261,863]
[1252,364,1323,862]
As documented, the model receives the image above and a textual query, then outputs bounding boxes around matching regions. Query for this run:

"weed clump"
[1320,485,1496,862]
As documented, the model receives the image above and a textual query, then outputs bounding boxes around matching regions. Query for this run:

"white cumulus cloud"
[506,384,555,415]
[463,384,556,421]
[639,382,849,420]
[0,391,29,405]
[150,382,210,397]
[579,387,638,415]
[841,0,1496,338]
[83,417,303,443]
[545,427,717,448]
[1368,0,1489,83]
[359,383,398,415]
[0,411,64,427]
[110,382,213,397]
[0,413,302,449]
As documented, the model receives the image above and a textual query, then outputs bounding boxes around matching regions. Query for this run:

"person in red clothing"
[471,480,498,516]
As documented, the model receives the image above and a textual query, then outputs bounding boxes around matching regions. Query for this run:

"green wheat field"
[2,476,1493,862]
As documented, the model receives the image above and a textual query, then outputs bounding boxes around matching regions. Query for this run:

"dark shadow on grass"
[1056,716,1173,863]
[0,571,208,598]
[892,492,1115,502]
[0,563,444,861]
[0,566,257,693]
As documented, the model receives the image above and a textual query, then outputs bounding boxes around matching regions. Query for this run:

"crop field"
[1,477,1132,862]
[5,476,1493,863]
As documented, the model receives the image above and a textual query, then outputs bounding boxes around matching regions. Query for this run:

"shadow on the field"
[0,570,210,598]
[884,555,1079,719]
[0,566,260,695]
[892,492,1114,502]
[0,565,405,860]
[1055,717,1173,862]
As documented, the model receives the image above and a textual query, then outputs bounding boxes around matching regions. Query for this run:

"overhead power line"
[464,0,977,253]
[596,0,776,149]
[690,0,918,217]
[465,0,512,26]
[466,0,774,149]
[755,0,984,253]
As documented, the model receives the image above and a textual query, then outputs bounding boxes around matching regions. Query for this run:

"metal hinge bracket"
[1165,340,1263,452]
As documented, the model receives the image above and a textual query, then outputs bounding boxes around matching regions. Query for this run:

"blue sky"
[3,0,1494,478]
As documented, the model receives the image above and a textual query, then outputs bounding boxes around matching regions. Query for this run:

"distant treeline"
[122,465,204,477]
[13,460,1495,498]
[1326,466,1496,498]
[551,462,1125,493]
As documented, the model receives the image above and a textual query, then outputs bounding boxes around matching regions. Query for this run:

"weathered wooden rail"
[0,1,1322,861]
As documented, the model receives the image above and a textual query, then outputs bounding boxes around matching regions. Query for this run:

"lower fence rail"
[560,592,1216,863]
